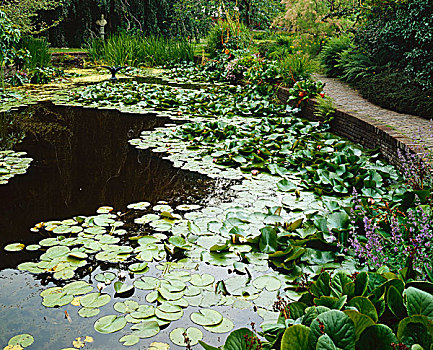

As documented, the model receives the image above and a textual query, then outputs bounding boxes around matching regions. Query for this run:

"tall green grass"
[19,36,51,69]
[88,33,194,67]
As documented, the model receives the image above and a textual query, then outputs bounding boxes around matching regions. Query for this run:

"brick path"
[315,74,433,152]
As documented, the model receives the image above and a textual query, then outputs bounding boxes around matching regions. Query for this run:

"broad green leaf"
[119,334,140,346]
[347,297,378,322]
[80,293,111,308]
[344,310,375,341]
[259,226,278,254]
[8,334,34,348]
[316,334,338,350]
[406,287,433,319]
[309,310,356,350]
[170,327,203,346]
[130,320,160,338]
[281,324,310,350]
[387,285,407,319]
[397,315,433,349]
[190,309,223,326]
[94,315,127,334]
[357,324,397,350]
[203,317,234,333]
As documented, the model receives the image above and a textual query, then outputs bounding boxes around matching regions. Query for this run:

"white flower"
[234,6,239,12]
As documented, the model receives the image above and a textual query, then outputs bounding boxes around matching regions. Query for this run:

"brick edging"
[276,86,426,170]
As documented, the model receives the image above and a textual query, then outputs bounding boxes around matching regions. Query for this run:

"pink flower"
[251,170,259,176]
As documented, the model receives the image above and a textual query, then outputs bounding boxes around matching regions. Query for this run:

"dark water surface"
[0,103,256,350]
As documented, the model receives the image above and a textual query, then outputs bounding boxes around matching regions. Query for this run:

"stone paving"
[315,74,433,153]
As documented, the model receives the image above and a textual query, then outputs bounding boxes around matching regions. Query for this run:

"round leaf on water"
[8,334,34,348]
[158,286,184,301]
[46,246,70,259]
[42,291,73,308]
[131,320,160,338]
[4,243,25,252]
[129,262,149,274]
[157,302,182,313]
[78,307,100,318]
[39,238,59,247]
[53,269,75,280]
[97,206,113,214]
[63,281,93,295]
[146,291,159,303]
[114,300,139,314]
[170,327,203,346]
[130,305,155,319]
[26,244,41,251]
[281,324,310,350]
[190,273,215,287]
[94,272,116,283]
[119,334,140,346]
[154,308,183,321]
[53,225,73,235]
[252,275,281,292]
[80,293,111,308]
[203,317,234,333]
[94,315,127,334]
[128,201,151,210]
[148,342,170,350]
[176,204,201,211]
[190,309,223,326]
[114,281,134,295]
[68,251,88,260]
[134,276,160,290]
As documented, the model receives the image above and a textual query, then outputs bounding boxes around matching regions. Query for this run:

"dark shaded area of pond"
[0,103,233,270]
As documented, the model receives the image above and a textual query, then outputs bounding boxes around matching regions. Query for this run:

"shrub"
[18,36,51,70]
[355,68,433,119]
[336,48,376,83]
[319,35,352,77]
[278,53,316,85]
[356,0,433,89]
[205,20,252,58]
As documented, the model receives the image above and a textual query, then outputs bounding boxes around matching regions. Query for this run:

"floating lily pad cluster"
[0,150,32,185]
[65,81,286,121]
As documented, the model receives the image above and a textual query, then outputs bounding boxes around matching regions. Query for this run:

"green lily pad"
[119,334,140,346]
[114,300,139,314]
[80,293,111,308]
[114,281,134,295]
[128,201,151,210]
[131,320,160,338]
[42,291,74,307]
[252,275,282,292]
[95,272,116,283]
[190,274,215,287]
[8,334,34,348]
[155,308,184,321]
[170,327,203,346]
[130,305,155,319]
[78,307,100,318]
[63,281,93,295]
[203,317,234,333]
[129,262,149,273]
[4,243,25,252]
[157,302,182,313]
[190,309,223,326]
[94,315,127,334]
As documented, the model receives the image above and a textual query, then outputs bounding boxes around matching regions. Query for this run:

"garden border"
[276,86,429,170]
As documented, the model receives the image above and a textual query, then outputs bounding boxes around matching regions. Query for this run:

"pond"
[0,77,405,350]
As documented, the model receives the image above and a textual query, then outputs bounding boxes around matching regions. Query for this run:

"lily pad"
[190,274,215,287]
[170,327,203,346]
[203,317,235,333]
[8,334,34,348]
[119,334,140,346]
[114,300,139,314]
[94,315,127,333]
[80,293,111,308]
[4,243,25,252]
[78,307,100,318]
[63,281,94,295]
[190,309,223,326]
[131,320,160,338]
[252,275,282,292]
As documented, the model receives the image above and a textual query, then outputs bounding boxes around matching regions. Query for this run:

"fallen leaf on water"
[72,337,84,348]
[84,336,93,343]
[148,342,169,350]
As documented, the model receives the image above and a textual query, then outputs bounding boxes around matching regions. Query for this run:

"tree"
[0,0,63,34]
